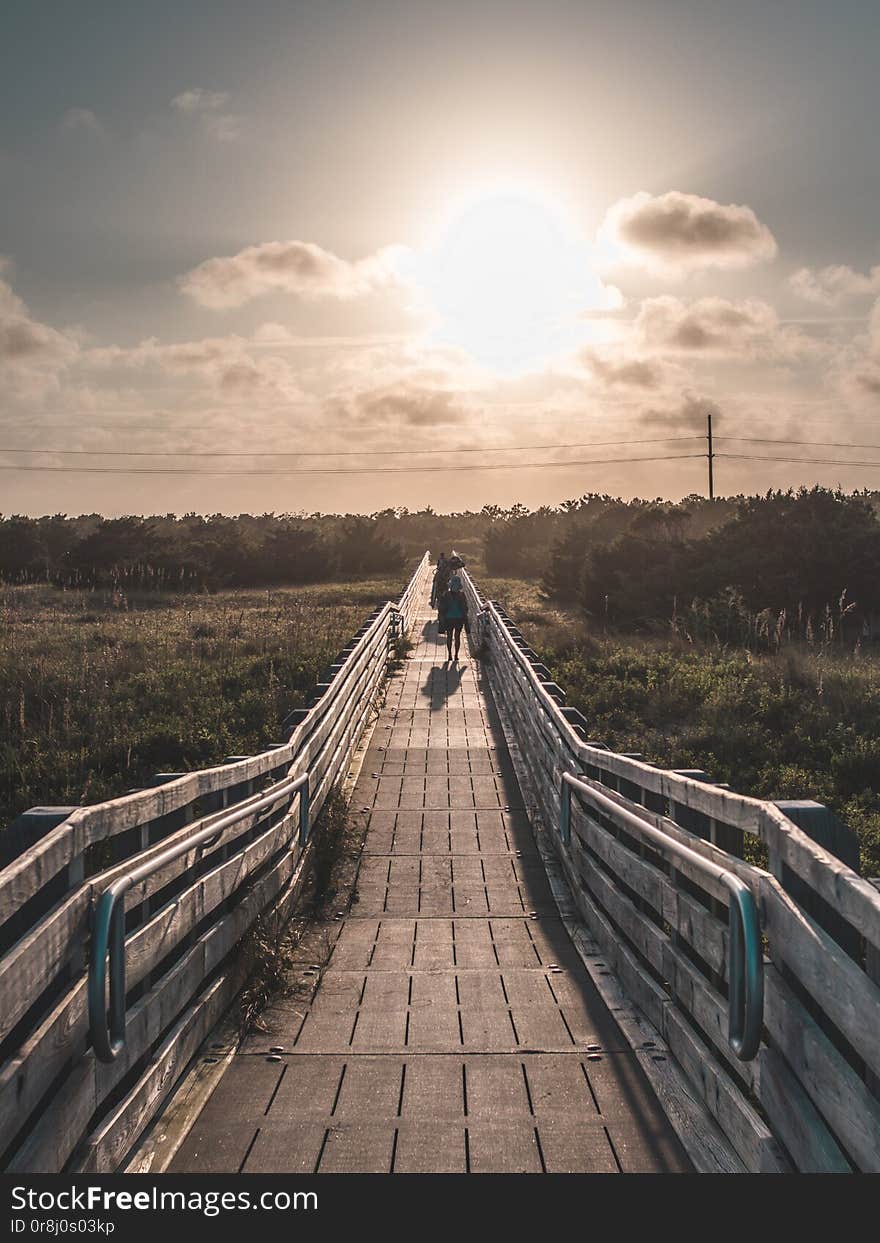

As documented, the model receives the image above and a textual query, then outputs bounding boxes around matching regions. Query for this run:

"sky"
[2,0,880,517]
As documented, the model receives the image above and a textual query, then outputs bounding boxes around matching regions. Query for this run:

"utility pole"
[707,412,715,500]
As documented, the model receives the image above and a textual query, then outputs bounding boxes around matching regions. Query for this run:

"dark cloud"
[355,381,471,426]
[602,190,777,274]
[638,391,723,431]
[581,349,669,389]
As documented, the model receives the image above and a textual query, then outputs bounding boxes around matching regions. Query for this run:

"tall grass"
[0,576,403,828]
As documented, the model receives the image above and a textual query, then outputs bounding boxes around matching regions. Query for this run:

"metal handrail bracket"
[88,771,310,1063]
[560,771,764,1061]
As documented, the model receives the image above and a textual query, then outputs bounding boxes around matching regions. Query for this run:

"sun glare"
[414,188,605,376]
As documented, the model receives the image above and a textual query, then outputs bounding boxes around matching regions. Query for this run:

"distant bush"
[0,512,406,590]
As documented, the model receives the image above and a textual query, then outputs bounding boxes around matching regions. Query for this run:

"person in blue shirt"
[438,574,469,661]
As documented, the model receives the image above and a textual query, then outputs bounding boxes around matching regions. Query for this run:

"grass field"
[0,575,406,830]
[474,569,880,877]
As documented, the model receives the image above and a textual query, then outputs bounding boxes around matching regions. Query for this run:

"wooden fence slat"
[759,877,880,1079]
[762,962,880,1172]
[0,889,91,1045]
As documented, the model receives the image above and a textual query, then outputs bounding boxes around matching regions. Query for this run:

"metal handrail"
[88,771,309,1064]
[561,771,764,1061]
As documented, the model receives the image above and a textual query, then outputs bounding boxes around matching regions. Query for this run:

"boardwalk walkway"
[169,581,690,1174]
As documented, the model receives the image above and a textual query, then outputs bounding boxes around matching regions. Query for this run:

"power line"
[0,453,705,477]
[718,436,880,451]
[0,435,703,459]
[719,453,880,468]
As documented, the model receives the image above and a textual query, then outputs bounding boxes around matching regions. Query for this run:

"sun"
[412,187,607,376]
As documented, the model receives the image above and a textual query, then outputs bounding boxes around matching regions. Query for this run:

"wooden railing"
[460,567,880,1174]
[0,553,432,1173]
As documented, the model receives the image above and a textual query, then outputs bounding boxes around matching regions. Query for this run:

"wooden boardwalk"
[169,583,690,1174]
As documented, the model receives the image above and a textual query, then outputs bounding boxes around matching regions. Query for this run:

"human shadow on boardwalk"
[420,658,465,711]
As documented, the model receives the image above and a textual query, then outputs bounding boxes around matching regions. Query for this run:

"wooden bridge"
[1,554,879,1173]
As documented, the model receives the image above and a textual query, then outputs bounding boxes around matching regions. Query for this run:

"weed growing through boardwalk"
[237,786,367,1036]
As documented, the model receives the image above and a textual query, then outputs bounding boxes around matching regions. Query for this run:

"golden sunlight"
[414,188,610,376]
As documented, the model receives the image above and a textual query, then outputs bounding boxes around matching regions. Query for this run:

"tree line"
[487,488,880,640]
[0,512,411,588]
[4,491,880,636]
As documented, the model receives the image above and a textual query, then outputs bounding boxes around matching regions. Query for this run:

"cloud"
[0,259,79,396]
[790,263,880,305]
[353,380,471,426]
[638,390,723,432]
[600,190,777,275]
[832,297,880,404]
[171,88,241,141]
[179,241,405,308]
[580,349,678,390]
[60,107,105,136]
[322,349,477,427]
[201,113,243,142]
[85,330,305,400]
[171,89,230,114]
[633,295,815,359]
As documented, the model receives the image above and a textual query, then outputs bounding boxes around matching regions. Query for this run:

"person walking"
[439,573,469,661]
[431,551,450,608]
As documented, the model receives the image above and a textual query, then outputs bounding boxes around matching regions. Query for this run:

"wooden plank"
[0,887,90,1044]
[759,876,880,1080]
[72,974,235,1174]
[763,961,880,1172]
[570,803,728,977]
[0,821,83,926]
[753,1044,852,1173]
[96,784,299,911]
[0,976,88,1157]
[124,807,302,990]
